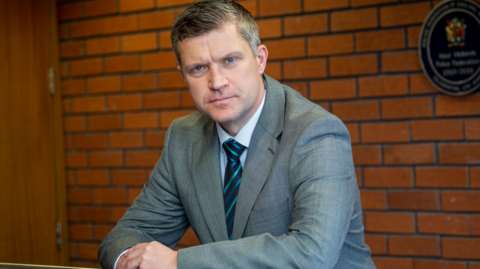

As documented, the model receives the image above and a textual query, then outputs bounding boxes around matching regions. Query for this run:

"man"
[99,1,375,268]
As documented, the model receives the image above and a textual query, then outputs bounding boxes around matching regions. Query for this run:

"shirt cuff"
[113,249,130,269]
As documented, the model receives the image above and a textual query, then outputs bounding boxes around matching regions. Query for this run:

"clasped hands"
[117,241,178,269]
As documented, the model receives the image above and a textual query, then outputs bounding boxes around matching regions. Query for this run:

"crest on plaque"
[446,17,466,47]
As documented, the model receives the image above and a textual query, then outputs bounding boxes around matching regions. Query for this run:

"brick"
[364,234,386,255]
[263,39,305,60]
[466,119,480,140]
[63,99,72,113]
[331,8,378,32]
[124,112,159,129]
[358,75,408,97]
[411,119,463,141]
[69,207,77,222]
[72,97,105,113]
[259,0,300,16]
[356,29,405,52]
[145,131,166,147]
[159,71,188,89]
[156,0,192,8]
[442,191,480,212]
[64,116,86,132]
[439,143,480,164]
[144,92,181,109]
[66,171,75,186]
[109,132,143,148]
[257,19,281,39]
[380,2,431,27]
[310,79,356,101]
[416,167,467,188]
[123,74,157,92]
[139,10,174,30]
[75,134,106,149]
[77,170,110,186]
[330,54,377,77]
[473,167,480,188]
[238,1,257,17]
[283,59,327,80]
[66,152,87,168]
[69,188,92,204]
[365,212,415,233]
[112,207,128,222]
[360,190,386,210]
[308,34,353,57]
[364,167,413,187]
[284,14,328,36]
[159,30,172,49]
[71,19,103,38]
[105,55,139,73]
[332,100,379,121]
[407,26,421,48]
[436,95,480,116]
[264,61,282,80]
[103,15,137,34]
[384,144,434,165]
[389,236,439,256]
[141,52,177,70]
[345,123,359,144]
[125,150,160,167]
[62,79,85,95]
[351,145,381,165]
[178,227,201,247]
[160,110,196,128]
[381,97,432,119]
[389,190,439,210]
[122,33,157,52]
[93,225,115,241]
[372,257,413,269]
[417,214,469,235]
[58,3,83,21]
[414,260,465,269]
[61,62,69,78]
[442,238,480,259]
[410,74,437,94]
[382,51,421,72]
[473,214,480,235]
[84,0,117,17]
[128,188,142,204]
[304,0,349,12]
[87,76,120,93]
[88,114,121,131]
[69,224,92,241]
[86,37,119,55]
[89,151,123,167]
[108,94,142,111]
[471,263,480,269]
[65,135,73,150]
[119,0,154,12]
[351,0,396,7]
[93,189,126,204]
[60,42,83,58]
[78,206,111,222]
[286,82,308,98]
[112,170,146,186]
[78,243,100,260]
[71,58,103,76]
[361,122,409,143]
[59,24,68,40]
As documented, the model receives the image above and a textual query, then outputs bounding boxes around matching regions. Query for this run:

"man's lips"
[210,96,233,103]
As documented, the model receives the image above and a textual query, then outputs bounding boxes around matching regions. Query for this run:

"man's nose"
[208,65,228,90]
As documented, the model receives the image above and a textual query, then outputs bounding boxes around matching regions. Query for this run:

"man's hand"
[117,241,178,269]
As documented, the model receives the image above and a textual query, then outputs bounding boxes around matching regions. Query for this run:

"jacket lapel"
[191,121,229,242]
[232,74,285,239]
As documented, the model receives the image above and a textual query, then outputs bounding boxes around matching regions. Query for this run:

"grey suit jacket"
[99,74,375,269]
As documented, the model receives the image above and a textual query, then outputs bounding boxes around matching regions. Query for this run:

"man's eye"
[225,58,235,63]
[193,66,203,72]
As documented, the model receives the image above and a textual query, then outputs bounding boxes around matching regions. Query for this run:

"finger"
[124,255,143,269]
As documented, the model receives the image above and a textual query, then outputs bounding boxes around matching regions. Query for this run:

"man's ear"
[256,45,268,75]
[177,65,186,82]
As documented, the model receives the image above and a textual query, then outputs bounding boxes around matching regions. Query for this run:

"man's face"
[177,23,268,135]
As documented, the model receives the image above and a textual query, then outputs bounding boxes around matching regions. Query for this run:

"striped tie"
[223,138,246,240]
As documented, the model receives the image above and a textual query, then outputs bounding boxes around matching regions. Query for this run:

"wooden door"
[0,0,69,265]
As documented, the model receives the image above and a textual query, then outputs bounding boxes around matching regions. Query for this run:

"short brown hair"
[171,0,260,65]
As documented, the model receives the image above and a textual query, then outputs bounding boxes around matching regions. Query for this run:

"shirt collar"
[216,88,266,149]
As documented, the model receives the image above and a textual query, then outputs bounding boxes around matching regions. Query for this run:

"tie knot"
[223,139,246,162]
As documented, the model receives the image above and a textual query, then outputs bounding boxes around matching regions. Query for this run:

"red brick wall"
[58,0,480,267]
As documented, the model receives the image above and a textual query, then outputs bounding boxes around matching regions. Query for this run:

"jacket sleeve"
[98,119,190,269]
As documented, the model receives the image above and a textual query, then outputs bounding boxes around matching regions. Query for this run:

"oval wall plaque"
[419,0,480,96]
